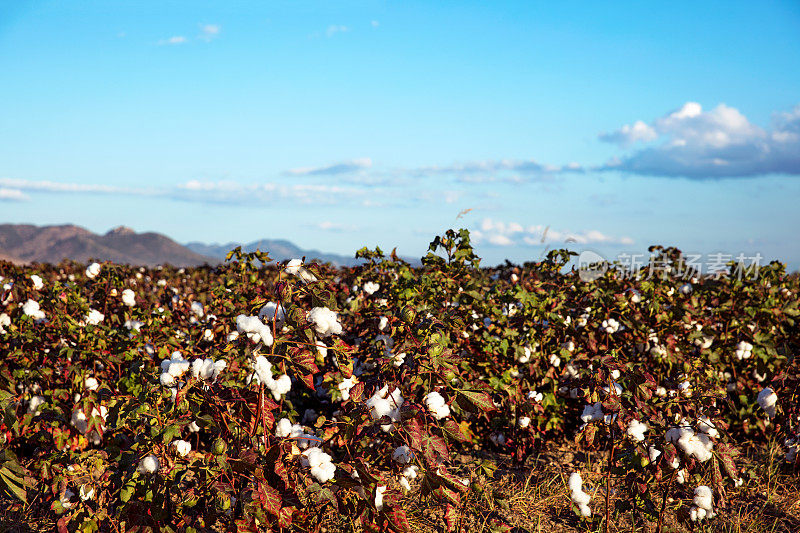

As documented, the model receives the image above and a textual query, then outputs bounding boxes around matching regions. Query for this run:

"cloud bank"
[600,102,800,178]
[471,218,634,247]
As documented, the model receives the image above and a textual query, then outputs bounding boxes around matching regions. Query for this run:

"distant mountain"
[0,224,218,267]
[186,238,363,267]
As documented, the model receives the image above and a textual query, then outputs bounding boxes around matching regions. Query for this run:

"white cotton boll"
[236,314,274,346]
[188,421,201,433]
[121,289,136,307]
[399,476,411,492]
[676,469,686,484]
[549,354,561,367]
[581,403,604,424]
[338,376,358,401]
[735,341,753,360]
[678,380,692,397]
[28,395,46,413]
[378,316,389,331]
[60,488,75,509]
[85,262,101,279]
[600,318,619,334]
[626,419,648,442]
[697,416,719,438]
[226,331,239,342]
[601,382,623,397]
[694,335,714,349]
[79,485,95,501]
[402,465,419,479]
[137,455,160,474]
[693,485,713,510]
[655,386,667,397]
[680,283,693,295]
[276,418,294,438]
[22,299,46,320]
[0,313,10,334]
[258,302,286,328]
[284,259,318,283]
[527,390,543,402]
[568,473,592,516]
[202,328,214,341]
[648,447,661,462]
[757,387,778,418]
[270,374,292,400]
[562,340,575,352]
[308,307,343,337]
[85,377,99,391]
[363,281,380,295]
[518,416,531,428]
[610,369,621,380]
[517,346,532,364]
[423,391,450,420]
[172,439,191,457]
[375,485,387,511]
[124,319,143,334]
[85,309,104,325]
[30,274,44,290]
[160,373,176,387]
[314,340,328,359]
[392,445,413,464]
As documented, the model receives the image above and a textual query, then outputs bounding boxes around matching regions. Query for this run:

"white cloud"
[316,221,358,232]
[158,36,187,45]
[0,188,29,201]
[599,102,800,178]
[412,159,584,178]
[472,218,634,247]
[199,24,220,41]
[174,180,366,205]
[326,25,349,37]
[0,178,155,196]
[285,158,372,176]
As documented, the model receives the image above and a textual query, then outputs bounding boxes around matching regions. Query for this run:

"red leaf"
[388,506,411,532]
[444,504,458,532]
[457,390,496,413]
[261,482,281,516]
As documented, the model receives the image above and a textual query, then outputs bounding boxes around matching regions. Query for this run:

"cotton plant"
[689,485,716,522]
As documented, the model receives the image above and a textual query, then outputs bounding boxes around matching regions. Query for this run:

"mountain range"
[0,224,361,267]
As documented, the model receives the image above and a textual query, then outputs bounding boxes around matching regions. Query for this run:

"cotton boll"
[694,335,714,349]
[172,439,191,457]
[137,455,160,474]
[28,395,46,413]
[757,387,778,418]
[121,289,136,307]
[378,316,389,331]
[392,445,413,464]
[676,469,686,484]
[518,416,531,429]
[188,421,201,433]
[85,262,101,279]
[363,281,380,295]
[735,341,753,360]
[30,274,44,290]
[307,307,343,337]
[22,299,46,320]
[549,354,561,367]
[580,403,604,424]
[85,377,99,391]
[258,302,286,328]
[527,390,543,402]
[517,346,532,364]
[0,313,10,334]
[275,418,294,438]
[236,314,274,346]
[600,318,619,334]
[284,259,318,283]
[375,485,387,511]
[568,473,592,517]
[338,376,358,401]
[423,391,450,420]
[85,309,104,325]
[399,476,411,492]
[626,419,648,442]
[680,283,693,295]
[648,447,661,462]
[693,485,714,512]
[79,485,95,501]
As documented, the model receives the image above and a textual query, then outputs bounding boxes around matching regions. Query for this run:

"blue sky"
[1,1,799,269]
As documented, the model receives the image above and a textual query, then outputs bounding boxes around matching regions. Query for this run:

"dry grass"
[4,442,800,532]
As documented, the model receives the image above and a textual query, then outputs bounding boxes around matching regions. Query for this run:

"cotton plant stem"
[657,469,677,533]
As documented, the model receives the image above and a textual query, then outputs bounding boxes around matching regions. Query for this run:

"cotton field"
[1,232,800,532]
